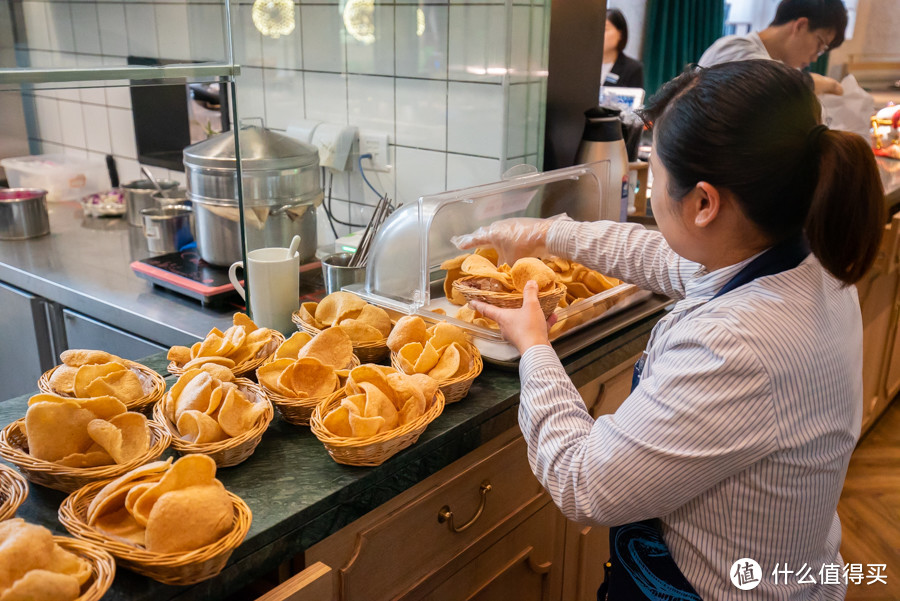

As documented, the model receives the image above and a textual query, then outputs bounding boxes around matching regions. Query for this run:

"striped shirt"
[518,220,862,600]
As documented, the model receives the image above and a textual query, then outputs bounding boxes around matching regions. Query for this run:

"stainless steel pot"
[183,124,321,266]
[192,198,317,266]
[123,179,179,227]
[0,188,50,240]
[140,206,194,255]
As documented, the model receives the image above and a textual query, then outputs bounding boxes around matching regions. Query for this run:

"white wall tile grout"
[20,0,548,208]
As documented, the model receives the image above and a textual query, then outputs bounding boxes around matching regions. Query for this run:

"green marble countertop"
[0,313,661,600]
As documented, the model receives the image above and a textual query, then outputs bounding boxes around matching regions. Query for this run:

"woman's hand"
[470,281,556,354]
[451,216,566,265]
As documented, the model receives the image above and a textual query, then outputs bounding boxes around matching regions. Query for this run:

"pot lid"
[183,125,319,171]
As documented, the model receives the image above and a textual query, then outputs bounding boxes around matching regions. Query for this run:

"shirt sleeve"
[517,324,779,526]
[698,35,771,67]
[546,219,695,300]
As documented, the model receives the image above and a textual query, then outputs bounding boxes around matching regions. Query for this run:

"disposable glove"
[451,214,571,265]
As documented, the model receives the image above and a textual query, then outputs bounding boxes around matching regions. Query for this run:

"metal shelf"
[0,63,241,86]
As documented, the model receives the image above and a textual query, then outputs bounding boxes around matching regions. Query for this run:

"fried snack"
[274,332,314,360]
[47,349,145,404]
[393,321,473,382]
[455,304,500,330]
[23,392,149,467]
[386,315,428,354]
[0,519,92,600]
[296,293,395,343]
[163,368,267,443]
[510,257,558,291]
[87,455,235,553]
[294,327,354,369]
[314,292,367,326]
[167,313,277,371]
[322,365,437,437]
[259,328,354,399]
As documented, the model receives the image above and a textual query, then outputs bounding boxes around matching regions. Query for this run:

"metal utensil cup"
[140,206,194,256]
[321,252,366,294]
[0,188,50,240]
[123,179,178,226]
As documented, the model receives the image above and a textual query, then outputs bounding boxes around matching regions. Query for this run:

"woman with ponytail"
[452,59,884,600]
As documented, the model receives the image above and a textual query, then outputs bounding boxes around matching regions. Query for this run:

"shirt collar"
[682,250,766,301]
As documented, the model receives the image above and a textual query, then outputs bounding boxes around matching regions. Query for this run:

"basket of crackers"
[166,313,284,378]
[59,455,252,586]
[449,254,566,319]
[153,363,274,468]
[38,349,165,414]
[0,463,28,521]
[388,318,483,404]
[0,518,116,601]
[310,365,444,466]
[0,393,170,493]
[445,251,634,337]
[256,329,360,426]
[292,292,395,363]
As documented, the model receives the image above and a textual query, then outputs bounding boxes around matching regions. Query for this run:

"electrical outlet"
[358,131,391,172]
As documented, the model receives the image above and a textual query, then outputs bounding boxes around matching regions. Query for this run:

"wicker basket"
[153,379,273,468]
[38,361,166,414]
[59,479,252,586]
[0,420,170,493]
[452,278,567,319]
[292,312,391,363]
[52,536,117,601]
[258,355,360,426]
[310,389,445,466]
[390,343,483,404]
[0,463,27,521]
[167,331,285,378]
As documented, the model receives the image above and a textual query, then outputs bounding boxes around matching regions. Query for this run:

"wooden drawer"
[409,501,565,601]
[306,431,546,600]
[255,563,333,601]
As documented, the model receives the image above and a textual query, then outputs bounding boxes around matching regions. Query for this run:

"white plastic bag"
[819,75,874,140]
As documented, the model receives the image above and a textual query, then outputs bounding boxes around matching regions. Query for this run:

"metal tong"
[349,194,393,269]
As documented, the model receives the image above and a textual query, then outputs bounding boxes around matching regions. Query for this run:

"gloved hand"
[451,214,570,265]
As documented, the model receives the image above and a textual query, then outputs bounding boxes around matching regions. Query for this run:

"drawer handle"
[438,481,492,533]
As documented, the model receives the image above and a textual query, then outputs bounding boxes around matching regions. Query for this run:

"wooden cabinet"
[410,502,565,601]
[299,355,639,601]
[858,212,900,435]
[561,358,636,601]
[304,429,559,601]
[254,563,334,601]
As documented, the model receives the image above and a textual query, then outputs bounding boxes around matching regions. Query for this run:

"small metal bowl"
[0,188,50,240]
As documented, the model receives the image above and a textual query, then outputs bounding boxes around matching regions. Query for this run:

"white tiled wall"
[11,0,550,247]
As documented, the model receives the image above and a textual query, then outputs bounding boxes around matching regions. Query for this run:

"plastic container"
[1,154,109,202]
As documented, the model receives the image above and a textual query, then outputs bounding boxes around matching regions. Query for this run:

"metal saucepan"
[0,188,50,240]
[123,179,179,227]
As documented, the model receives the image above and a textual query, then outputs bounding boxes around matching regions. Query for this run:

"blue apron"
[598,235,810,601]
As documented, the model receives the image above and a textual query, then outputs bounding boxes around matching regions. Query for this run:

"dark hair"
[606,9,629,54]
[771,0,848,49]
[638,60,884,285]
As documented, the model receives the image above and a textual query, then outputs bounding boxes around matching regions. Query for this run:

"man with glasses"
[699,0,847,95]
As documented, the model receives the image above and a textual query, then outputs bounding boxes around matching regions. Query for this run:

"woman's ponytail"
[805,130,885,285]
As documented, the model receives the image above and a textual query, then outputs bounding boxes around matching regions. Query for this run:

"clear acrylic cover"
[349,160,644,350]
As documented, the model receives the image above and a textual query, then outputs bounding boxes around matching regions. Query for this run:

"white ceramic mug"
[228,247,299,334]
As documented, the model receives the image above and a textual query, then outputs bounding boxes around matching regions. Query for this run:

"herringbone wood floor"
[839,400,900,600]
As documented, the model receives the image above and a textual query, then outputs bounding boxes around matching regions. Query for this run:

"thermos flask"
[574,107,630,222]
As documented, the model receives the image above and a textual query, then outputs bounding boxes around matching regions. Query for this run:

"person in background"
[699,0,847,95]
[602,9,644,90]
[454,59,884,600]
